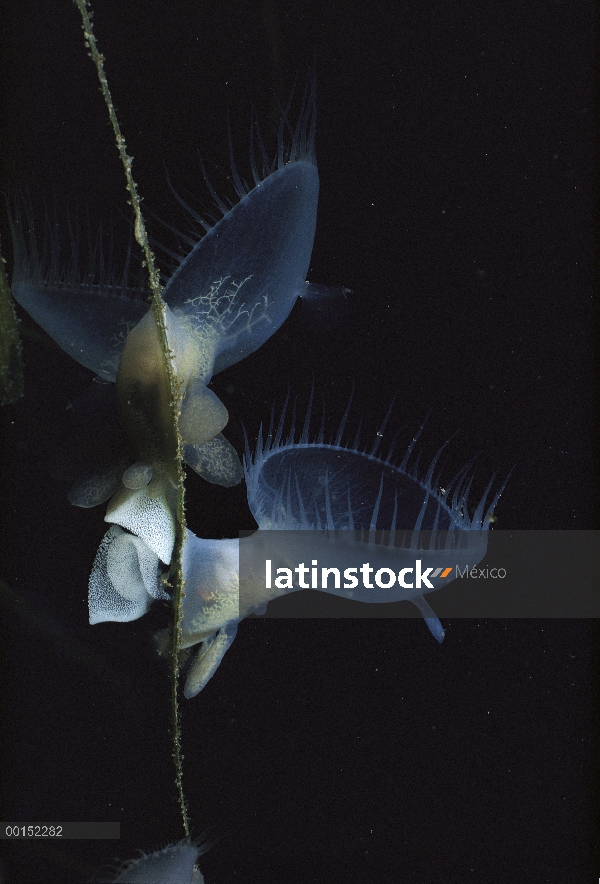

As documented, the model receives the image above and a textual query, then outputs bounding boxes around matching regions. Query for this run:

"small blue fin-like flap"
[184,434,244,486]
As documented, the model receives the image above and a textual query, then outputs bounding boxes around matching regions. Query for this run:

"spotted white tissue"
[89,525,169,624]
[104,479,176,564]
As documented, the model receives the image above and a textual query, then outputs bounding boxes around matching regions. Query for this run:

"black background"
[0,1,596,881]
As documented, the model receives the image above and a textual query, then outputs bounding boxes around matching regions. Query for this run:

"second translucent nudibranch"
[160,398,504,697]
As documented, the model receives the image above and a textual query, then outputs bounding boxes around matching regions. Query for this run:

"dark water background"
[0,1,596,881]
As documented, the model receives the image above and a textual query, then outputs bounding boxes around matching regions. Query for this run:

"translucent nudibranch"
[90,397,505,697]
[10,75,320,566]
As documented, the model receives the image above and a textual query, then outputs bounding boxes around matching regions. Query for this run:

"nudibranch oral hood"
[9,73,318,384]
